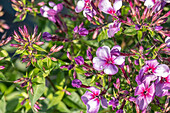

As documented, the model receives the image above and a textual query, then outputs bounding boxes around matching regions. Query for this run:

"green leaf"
[0,72,6,81]
[0,96,6,113]
[13,12,27,23]
[139,58,144,67]
[124,27,137,36]
[33,44,47,52]
[13,49,25,57]
[28,77,45,112]
[48,91,65,109]
[137,31,142,41]
[66,92,85,109]
[56,101,70,112]
[132,55,139,59]
[97,29,108,42]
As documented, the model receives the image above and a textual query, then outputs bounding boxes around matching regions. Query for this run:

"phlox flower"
[40,1,63,23]
[165,37,170,47]
[93,45,125,75]
[98,0,122,15]
[107,20,121,38]
[108,97,119,110]
[135,59,169,85]
[74,25,89,36]
[135,82,155,110]
[75,0,96,17]
[81,87,108,113]
[143,0,169,12]
[155,73,170,97]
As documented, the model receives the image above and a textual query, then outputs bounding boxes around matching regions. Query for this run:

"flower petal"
[165,37,170,47]
[53,3,63,13]
[136,96,148,110]
[87,86,100,96]
[100,96,108,108]
[154,64,170,77]
[81,91,94,105]
[111,45,121,52]
[98,0,113,14]
[155,82,167,97]
[96,46,110,60]
[114,56,125,65]
[49,1,56,7]
[107,27,120,38]
[144,0,155,8]
[86,98,100,113]
[104,64,118,75]
[113,0,122,12]
[93,57,106,70]
[145,59,159,69]
[75,0,85,13]
[134,83,145,96]
[146,83,155,103]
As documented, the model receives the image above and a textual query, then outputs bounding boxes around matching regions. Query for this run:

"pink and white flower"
[107,20,121,38]
[40,1,63,23]
[93,45,125,75]
[98,0,122,15]
[81,87,108,113]
[75,0,96,17]
[135,82,155,110]
[155,74,170,97]
[136,60,170,85]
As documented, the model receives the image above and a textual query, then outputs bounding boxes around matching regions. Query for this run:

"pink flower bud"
[39,97,46,100]
[10,44,21,47]
[37,2,45,6]
[51,57,58,61]
[74,56,84,65]
[35,42,44,45]
[21,99,26,105]
[0,66,5,70]
[72,79,82,88]
[67,51,72,61]
[53,45,64,52]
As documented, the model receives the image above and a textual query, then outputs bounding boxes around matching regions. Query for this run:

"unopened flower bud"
[134,59,139,65]
[35,42,44,45]
[67,51,72,61]
[34,104,40,110]
[96,82,102,87]
[155,26,163,31]
[30,86,34,95]
[86,49,93,60]
[21,99,26,105]
[60,65,68,69]
[37,2,45,6]
[139,46,144,54]
[20,82,27,87]
[50,45,57,52]
[130,49,137,53]
[68,64,74,70]
[73,70,77,79]
[72,79,82,88]
[74,56,84,65]
[51,57,58,61]
[84,72,92,77]
[53,45,63,52]
[10,44,21,47]
[0,66,5,70]
[39,97,46,100]
[160,43,167,49]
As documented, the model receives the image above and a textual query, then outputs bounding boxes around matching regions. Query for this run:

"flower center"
[161,77,167,83]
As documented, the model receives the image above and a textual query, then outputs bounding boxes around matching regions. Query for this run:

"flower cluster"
[135,59,170,110]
